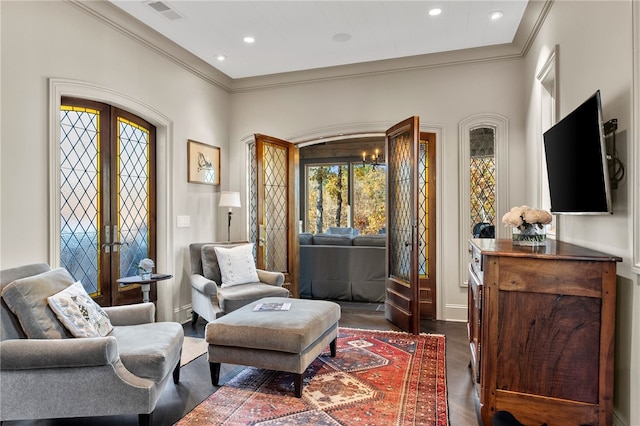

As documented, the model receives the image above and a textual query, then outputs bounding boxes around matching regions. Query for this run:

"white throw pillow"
[47,281,113,337]
[214,244,260,288]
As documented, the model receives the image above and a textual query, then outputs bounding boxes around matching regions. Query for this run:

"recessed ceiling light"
[216,54,226,61]
[243,36,255,44]
[332,33,352,43]
[489,10,504,20]
[429,8,442,16]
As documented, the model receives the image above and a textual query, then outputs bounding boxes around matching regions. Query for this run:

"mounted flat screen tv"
[543,90,612,214]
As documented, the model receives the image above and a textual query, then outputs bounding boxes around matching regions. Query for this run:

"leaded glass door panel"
[252,134,299,297]
[60,98,156,306]
[112,110,156,306]
[418,132,437,319]
[385,116,421,334]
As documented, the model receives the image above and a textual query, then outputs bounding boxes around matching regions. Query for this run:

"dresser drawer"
[469,242,484,283]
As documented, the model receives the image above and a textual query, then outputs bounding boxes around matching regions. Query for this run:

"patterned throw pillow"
[213,244,260,288]
[48,281,113,337]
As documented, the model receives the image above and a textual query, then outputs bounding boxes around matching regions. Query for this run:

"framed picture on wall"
[187,140,220,185]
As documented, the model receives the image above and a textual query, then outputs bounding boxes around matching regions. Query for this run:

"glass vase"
[512,224,546,246]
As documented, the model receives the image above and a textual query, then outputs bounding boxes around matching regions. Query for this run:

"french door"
[250,134,299,297]
[60,97,156,306]
[385,117,421,334]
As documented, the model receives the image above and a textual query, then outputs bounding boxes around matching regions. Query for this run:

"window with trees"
[469,127,496,235]
[304,162,385,235]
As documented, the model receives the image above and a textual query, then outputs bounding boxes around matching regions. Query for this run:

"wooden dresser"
[467,239,621,426]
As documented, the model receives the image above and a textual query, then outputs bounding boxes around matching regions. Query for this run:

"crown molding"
[68,0,552,94]
[66,0,233,91]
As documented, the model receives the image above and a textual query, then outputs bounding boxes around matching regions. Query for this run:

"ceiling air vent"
[145,1,183,21]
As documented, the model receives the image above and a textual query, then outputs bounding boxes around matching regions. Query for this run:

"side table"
[116,273,172,303]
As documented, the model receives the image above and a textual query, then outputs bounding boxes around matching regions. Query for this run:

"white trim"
[536,45,559,239]
[443,303,469,323]
[632,0,640,273]
[459,114,509,287]
[49,78,176,321]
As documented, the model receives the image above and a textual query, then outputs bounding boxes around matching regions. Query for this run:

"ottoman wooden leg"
[294,373,303,398]
[330,337,337,357]
[210,362,221,386]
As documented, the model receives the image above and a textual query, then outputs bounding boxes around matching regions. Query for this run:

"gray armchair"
[0,263,184,426]
[189,241,289,323]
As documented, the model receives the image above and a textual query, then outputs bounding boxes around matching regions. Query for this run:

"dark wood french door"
[384,117,421,333]
[251,134,299,297]
[60,97,156,306]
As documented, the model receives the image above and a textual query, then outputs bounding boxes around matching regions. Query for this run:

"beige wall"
[229,58,527,321]
[0,1,230,320]
[522,1,638,425]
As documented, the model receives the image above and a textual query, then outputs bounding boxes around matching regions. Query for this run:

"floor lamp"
[219,191,241,241]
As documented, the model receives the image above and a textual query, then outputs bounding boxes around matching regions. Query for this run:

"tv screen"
[543,90,612,214]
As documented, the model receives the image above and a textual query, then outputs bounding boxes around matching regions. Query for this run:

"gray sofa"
[0,263,184,426]
[299,233,386,303]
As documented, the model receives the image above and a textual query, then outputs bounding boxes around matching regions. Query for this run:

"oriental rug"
[176,327,448,425]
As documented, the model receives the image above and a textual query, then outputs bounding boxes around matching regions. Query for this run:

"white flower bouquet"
[502,206,552,246]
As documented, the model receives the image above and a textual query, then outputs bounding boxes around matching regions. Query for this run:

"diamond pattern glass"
[388,131,412,282]
[263,143,288,272]
[60,106,101,295]
[470,128,496,235]
[418,139,428,276]
[249,142,258,259]
[117,117,150,281]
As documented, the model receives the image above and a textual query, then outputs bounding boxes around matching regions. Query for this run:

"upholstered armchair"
[189,241,289,323]
[0,263,184,426]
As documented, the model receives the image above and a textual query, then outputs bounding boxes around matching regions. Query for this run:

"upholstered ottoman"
[205,297,341,397]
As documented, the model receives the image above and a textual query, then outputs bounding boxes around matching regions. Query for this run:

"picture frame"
[187,140,220,185]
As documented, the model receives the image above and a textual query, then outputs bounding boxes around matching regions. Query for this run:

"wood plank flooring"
[3,302,480,426]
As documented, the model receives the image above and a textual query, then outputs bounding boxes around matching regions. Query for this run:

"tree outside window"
[305,163,386,235]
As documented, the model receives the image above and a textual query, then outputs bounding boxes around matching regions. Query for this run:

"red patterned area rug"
[176,327,448,425]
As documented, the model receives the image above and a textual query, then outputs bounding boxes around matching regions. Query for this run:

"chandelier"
[362,149,383,167]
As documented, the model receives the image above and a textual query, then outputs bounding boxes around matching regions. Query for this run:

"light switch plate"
[177,215,190,228]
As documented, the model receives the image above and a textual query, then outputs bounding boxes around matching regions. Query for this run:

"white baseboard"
[174,303,193,324]
[443,304,468,322]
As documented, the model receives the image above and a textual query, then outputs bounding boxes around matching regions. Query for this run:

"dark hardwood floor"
[3,302,480,426]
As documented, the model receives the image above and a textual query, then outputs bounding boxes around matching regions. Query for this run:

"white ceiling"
[110,0,529,79]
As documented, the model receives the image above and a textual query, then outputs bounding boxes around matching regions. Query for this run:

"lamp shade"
[219,191,241,208]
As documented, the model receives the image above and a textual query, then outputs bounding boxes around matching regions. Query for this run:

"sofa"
[299,233,386,303]
[0,263,184,425]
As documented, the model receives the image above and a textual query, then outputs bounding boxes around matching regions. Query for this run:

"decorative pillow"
[327,227,359,236]
[48,281,113,338]
[213,244,260,288]
[1,267,75,339]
